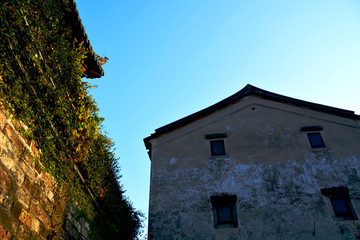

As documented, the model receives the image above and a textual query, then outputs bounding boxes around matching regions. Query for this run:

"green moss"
[0,1,142,239]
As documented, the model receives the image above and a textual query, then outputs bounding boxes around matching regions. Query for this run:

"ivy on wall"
[0,0,141,239]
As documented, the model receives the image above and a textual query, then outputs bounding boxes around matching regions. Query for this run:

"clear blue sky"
[77,0,360,236]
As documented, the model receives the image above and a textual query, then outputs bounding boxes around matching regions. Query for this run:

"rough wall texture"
[148,96,360,240]
[62,204,90,240]
[0,105,89,240]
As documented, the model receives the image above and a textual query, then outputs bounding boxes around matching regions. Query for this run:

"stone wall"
[62,204,90,240]
[0,105,89,239]
[148,96,360,239]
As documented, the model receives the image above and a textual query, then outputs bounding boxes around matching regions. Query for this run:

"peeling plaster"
[148,98,360,240]
[149,155,360,240]
[170,157,177,165]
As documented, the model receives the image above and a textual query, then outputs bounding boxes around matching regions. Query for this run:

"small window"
[211,195,238,228]
[301,126,326,149]
[205,133,227,157]
[210,140,225,156]
[307,132,325,148]
[321,187,358,220]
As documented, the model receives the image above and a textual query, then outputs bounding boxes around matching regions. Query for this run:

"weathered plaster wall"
[0,106,89,240]
[148,96,360,240]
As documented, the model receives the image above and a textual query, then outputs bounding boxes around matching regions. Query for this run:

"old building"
[144,84,360,239]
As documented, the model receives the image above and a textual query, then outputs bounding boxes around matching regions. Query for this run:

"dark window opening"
[321,186,358,220]
[210,140,225,156]
[331,198,353,218]
[211,195,238,228]
[307,132,325,148]
[217,206,234,224]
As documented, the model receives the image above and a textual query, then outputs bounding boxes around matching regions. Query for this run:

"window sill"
[310,147,329,152]
[333,218,359,222]
[214,223,238,229]
[209,155,230,160]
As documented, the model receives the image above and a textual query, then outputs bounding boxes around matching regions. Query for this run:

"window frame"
[321,186,358,221]
[210,195,238,229]
[300,126,327,150]
[205,133,227,157]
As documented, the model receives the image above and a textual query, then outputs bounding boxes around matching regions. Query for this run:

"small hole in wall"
[252,107,255,110]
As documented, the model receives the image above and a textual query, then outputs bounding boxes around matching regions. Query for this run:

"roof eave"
[63,0,104,79]
[144,84,360,152]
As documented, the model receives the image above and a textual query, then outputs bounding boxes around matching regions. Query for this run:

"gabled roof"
[63,0,104,78]
[144,84,360,153]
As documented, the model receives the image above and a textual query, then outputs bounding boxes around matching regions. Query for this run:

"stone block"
[19,160,35,181]
[10,120,31,147]
[12,201,23,219]
[39,195,54,216]
[4,124,25,150]
[30,202,50,228]
[14,166,25,187]
[0,154,16,174]
[31,143,40,158]
[12,119,31,147]
[0,131,18,157]
[81,228,89,239]
[46,188,54,203]
[0,224,11,240]
[16,188,31,209]
[84,221,90,232]
[21,133,31,148]
[19,209,32,229]
[31,218,40,233]
[34,161,42,175]
[0,193,8,207]
[11,118,22,132]
[24,176,41,200]
[42,173,54,189]
[0,111,7,132]
[23,154,34,168]
[0,154,25,186]
[63,219,82,240]
[0,194,12,209]
[74,219,82,232]
[0,167,10,194]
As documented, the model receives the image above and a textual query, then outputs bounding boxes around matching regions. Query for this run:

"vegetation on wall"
[0,0,141,239]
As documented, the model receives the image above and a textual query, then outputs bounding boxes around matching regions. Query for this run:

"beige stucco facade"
[145,86,360,240]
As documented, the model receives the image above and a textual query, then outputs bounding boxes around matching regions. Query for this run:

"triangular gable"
[144,84,359,152]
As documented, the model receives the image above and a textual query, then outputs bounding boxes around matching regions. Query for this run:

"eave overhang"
[63,0,104,79]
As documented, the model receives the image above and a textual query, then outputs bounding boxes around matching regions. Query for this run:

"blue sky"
[76,0,360,236]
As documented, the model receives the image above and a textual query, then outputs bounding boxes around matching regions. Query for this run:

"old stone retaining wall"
[0,105,89,239]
